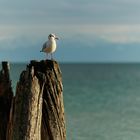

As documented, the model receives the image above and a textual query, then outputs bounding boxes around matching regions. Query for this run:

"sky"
[0,0,140,62]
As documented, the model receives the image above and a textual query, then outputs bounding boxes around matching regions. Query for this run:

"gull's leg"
[46,53,48,59]
[51,53,53,60]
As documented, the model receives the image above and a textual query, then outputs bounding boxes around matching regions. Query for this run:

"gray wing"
[41,41,49,52]
[42,42,47,50]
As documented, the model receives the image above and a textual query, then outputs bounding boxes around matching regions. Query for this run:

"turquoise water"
[61,64,140,140]
[3,63,140,140]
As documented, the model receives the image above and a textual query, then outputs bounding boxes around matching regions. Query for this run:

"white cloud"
[94,24,140,44]
[1,23,140,46]
[67,24,140,44]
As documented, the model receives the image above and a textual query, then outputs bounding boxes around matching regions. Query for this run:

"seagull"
[40,33,59,59]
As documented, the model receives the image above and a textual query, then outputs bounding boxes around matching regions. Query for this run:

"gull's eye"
[49,34,55,38]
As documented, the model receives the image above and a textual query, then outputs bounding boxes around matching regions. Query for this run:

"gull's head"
[48,33,59,40]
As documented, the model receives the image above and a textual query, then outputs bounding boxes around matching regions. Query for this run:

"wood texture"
[0,62,13,140]
[30,60,66,140]
[12,65,44,140]
[0,60,66,140]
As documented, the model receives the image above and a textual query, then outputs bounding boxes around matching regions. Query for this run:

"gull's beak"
[55,37,59,40]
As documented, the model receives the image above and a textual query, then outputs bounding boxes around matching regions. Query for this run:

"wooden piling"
[0,62,13,140]
[30,60,66,140]
[5,60,66,140]
[11,66,44,140]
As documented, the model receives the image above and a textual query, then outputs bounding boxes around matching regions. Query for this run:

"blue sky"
[0,0,140,62]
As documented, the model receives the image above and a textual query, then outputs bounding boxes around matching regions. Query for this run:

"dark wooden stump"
[0,62,13,140]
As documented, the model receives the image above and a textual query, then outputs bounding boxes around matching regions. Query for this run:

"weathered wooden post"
[0,62,13,140]
[9,60,66,140]
[11,64,44,140]
[30,60,66,140]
